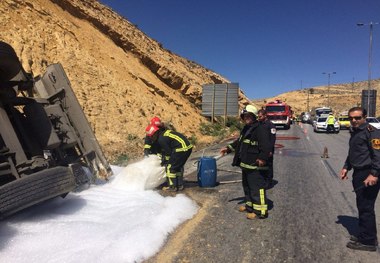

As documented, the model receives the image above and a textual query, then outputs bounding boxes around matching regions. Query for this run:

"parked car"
[366,117,380,129]
[313,116,340,133]
[301,112,311,124]
[338,116,350,129]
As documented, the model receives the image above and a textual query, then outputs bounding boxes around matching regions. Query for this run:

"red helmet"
[150,116,162,127]
[145,124,159,137]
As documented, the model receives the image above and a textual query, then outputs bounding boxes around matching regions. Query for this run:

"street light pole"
[322,72,336,108]
[357,21,379,115]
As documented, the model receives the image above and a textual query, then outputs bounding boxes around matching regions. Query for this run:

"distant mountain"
[0,0,250,161]
[252,79,380,116]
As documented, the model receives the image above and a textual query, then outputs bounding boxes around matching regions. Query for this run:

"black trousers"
[164,149,192,187]
[327,124,335,133]
[242,168,268,217]
[267,156,274,182]
[167,149,192,174]
[352,168,380,245]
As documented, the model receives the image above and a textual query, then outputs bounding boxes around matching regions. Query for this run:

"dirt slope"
[1,0,378,163]
[0,0,250,162]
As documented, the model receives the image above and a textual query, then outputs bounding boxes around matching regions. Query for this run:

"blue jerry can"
[197,157,217,187]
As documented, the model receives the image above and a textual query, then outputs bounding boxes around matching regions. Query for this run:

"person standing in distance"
[326,112,336,134]
[339,107,380,252]
[258,109,276,189]
[220,105,271,219]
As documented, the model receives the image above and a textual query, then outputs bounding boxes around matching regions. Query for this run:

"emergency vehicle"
[265,99,292,129]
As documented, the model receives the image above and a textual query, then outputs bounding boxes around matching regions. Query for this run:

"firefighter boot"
[162,176,177,192]
[246,213,258,219]
[176,176,184,191]
[238,206,247,212]
[247,212,268,220]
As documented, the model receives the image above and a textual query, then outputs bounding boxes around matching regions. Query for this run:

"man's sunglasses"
[348,116,363,121]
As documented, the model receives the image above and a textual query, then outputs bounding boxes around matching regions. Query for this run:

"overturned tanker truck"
[0,41,112,219]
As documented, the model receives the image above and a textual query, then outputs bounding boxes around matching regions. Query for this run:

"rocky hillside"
[0,0,250,162]
[252,79,380,116]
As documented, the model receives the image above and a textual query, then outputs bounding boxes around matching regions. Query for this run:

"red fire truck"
[265,99,292,129]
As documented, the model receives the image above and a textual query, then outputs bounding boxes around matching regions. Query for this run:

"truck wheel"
[0,166,76,219]
[0,41,27,82]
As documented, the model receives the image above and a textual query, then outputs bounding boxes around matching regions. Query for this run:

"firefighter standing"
[145,124,193,191]
[327,113,336,133]
[339,107,380,252]
[258,109,277,189]
[220,105,271,219]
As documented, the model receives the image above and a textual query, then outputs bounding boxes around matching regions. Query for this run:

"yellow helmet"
[245,105,258,115]
[241,105,258,118]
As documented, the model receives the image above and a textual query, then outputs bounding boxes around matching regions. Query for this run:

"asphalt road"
[146,123,380,263]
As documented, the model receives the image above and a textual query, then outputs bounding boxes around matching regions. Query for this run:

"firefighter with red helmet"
[145,124,193,191]
[144,117,164,157]
[220,105,271,219]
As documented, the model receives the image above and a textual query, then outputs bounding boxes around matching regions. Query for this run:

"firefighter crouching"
[144,117,163,156]
[220,105,271,219]
[143,117,170,165]
[145,124,193,192]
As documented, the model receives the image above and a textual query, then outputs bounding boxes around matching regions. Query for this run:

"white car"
[366,117,380,129]
[313,116,340,133]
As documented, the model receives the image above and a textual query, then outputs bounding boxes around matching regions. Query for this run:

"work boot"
[247,212,268,220]
[176,176,184,191]
[346,241,377,252]
[162,185,177,192]
[350,235,378,246]
[246,213,258,219]
[238,205,247,212]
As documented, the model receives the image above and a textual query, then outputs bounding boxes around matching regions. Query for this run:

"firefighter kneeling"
[145,124,193,192]
[220,105,271,219]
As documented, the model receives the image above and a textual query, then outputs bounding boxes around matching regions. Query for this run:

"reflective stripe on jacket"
[239,122,271,170]
[157,129,193,156]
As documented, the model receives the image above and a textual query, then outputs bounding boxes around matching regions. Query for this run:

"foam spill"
[110,155,166,191]
[0,155,198,263]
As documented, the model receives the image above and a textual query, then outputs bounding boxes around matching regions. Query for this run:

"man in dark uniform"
[146,124,193,192]
[340,107,380,252]
[258,109,277,189]
[220,105,271,219]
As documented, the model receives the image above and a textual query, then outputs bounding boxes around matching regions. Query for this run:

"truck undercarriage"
[0,41,112,219]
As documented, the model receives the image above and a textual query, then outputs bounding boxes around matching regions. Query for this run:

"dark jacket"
[156,129,193,157]
[260,119,276,152]
[227,122,271,169]
[227,124,252,166]
[344,123,380,177]
[144,136,162,156]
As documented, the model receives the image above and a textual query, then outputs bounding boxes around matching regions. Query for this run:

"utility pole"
[357,21,378,116]
[322,72,336,108]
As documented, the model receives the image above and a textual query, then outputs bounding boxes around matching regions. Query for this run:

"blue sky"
[100,0,380,99]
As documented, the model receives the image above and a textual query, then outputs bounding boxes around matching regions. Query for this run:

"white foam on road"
[0,155,198,263]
